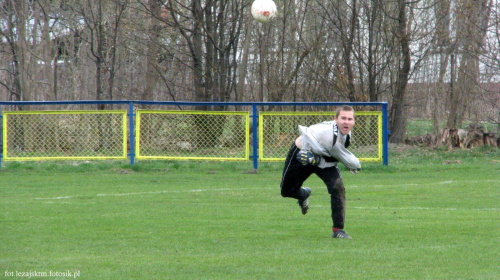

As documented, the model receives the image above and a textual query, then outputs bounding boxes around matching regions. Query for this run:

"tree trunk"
[237,18,253,101]
[389,0,411,143]
[367,0,381,102]
[3,1,22,101]
[95,0,105,110]
[107,2,127,106]
[141,0,162,104]
[192,0,207,105]
[433,0,451,135]
[447,0,491,128]
[15,1,29,101]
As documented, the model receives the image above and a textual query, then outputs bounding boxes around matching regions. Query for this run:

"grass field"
[1,146,499,279]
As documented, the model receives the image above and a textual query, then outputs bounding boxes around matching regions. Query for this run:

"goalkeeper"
[280,105,361,239]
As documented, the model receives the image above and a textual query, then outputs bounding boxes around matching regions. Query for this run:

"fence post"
[252,104,259,170]
[128,102,135,166]
[0,106,3,169]
[382,102,389,165]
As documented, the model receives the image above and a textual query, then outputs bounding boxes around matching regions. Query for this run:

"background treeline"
[0,0,498,143]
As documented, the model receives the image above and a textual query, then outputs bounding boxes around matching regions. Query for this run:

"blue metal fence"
[0,100,389,168]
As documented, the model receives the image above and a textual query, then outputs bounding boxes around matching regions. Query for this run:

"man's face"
[335,110,355,135]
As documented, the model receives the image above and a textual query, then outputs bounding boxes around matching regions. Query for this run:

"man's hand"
[296,150,320,166]
[350,167,361,174]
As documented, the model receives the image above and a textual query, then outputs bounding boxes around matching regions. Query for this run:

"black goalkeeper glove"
[296,150,320,166]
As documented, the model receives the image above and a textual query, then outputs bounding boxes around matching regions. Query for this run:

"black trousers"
[280,144,346,229]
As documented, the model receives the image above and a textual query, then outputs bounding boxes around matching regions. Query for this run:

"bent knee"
[328,178,344,195]
[334,178,344,189]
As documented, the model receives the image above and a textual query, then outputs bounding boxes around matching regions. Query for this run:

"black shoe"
[333,230,352,239]
[297,187,311,215]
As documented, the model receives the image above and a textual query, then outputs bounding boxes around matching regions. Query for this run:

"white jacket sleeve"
[328,137,361,170]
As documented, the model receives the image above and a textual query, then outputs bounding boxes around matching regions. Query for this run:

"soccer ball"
[251,0,277,23]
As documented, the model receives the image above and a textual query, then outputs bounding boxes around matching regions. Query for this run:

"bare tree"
[163,0,206,103]
[141,0,162,103]
[236,11,253,101]
[65,0,131,107]
[107,0,128,103]
[432,0,452,135]
[0,1,28,102]
[447,0,492,128]
[0,0,497,138]
[389,0,412,143]
[482,0,500,131]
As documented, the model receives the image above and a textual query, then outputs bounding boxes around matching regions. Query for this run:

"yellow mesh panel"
[136,110,249,160]
[3,111,127,161]
[258,112,382,162]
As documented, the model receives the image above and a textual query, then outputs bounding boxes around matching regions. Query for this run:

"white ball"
[251,0,277,23]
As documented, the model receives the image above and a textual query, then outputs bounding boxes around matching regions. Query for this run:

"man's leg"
[280,144,314,214]
[280,144,313,198]
[330,177,346,229]
[316,167,350,238]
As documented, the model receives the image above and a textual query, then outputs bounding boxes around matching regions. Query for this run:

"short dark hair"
[335,105,355,117]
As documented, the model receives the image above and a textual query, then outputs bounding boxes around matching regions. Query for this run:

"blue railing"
[0,100,389,168]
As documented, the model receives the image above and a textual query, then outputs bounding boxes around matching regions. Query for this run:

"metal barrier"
[135,110,249,161]
[2,110,127,161]
[0,101,389,169]
[259,111,382,162]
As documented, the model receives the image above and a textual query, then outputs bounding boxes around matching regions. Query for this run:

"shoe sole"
[298,188,311,215]
[299,198,309,215]
[333,232,352,239]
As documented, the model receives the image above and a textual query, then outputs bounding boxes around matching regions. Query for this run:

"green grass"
[1,147,499,279]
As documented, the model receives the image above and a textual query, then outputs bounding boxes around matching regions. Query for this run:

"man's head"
[335,105,355,135]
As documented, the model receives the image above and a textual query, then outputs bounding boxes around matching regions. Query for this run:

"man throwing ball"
[280,105,361,239]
